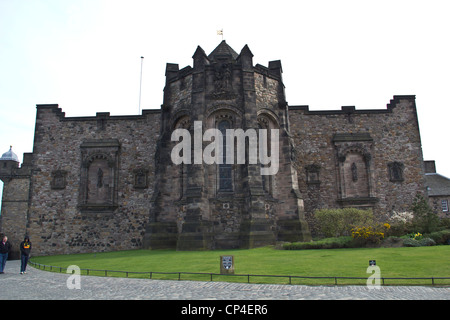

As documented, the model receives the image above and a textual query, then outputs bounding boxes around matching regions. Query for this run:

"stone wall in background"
[26,106,160,255]
[289,96,426,234]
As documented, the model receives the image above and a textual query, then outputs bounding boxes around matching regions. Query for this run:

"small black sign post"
[369,260,376,266]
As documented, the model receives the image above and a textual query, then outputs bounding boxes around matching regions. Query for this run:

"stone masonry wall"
[0,178,30,259]
[289,96,426,235]
[27,105,160,256]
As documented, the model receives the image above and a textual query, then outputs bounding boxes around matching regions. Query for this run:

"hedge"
[314,208,374,237]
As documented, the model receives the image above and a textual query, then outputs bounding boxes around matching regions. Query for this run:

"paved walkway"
[1,260,449,300]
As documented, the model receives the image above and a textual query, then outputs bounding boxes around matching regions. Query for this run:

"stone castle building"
[0,41,433,257]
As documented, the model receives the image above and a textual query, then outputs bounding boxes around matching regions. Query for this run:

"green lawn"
[30,246,450,286]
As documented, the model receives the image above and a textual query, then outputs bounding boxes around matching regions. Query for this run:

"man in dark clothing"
[0,235,11,274]
[20,236,32,274]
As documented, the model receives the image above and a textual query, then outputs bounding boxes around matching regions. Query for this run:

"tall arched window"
[174,116,190,199]
[218,120,232,191]
[258,116,274,196]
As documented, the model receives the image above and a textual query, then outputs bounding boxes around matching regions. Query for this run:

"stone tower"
[143,41,312,250]
[0,147,33,259]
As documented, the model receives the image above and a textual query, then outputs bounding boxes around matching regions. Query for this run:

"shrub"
[406,232,423,240]
[315,208,374,237]
[388,211,415,236]
[418,238,436,246]
[410,193,439,233]
[389,210,414,224]
[438,218,450,230]
[403,238,421,247]
[282,236,355,250]
[425,229,450,245]
[402,237,436,247]
[351,223,390,246]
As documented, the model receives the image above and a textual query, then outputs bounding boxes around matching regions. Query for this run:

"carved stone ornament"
[133,168,149,189]
[305,164,321,184]
[51,170,67,189]
[388,161,404,182]
[209,63,237,100]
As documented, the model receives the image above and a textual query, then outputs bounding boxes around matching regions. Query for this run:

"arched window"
[257,116,275,196]
[174,116,190,199]
[218,120,232,191]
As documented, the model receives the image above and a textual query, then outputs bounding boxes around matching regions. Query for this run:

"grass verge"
[30,245,450,286]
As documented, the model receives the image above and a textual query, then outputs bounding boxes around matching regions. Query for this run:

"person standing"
[0,235,11,274]
[20,236,32,274]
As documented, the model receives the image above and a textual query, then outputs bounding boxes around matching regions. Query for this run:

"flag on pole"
[217,29,223,40]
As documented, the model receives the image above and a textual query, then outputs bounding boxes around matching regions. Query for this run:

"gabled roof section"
[426,173,450,196]
[208,40,239,61]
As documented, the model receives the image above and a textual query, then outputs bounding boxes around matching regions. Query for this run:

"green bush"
[425,229,450,245]
[418,238,436,246]
[388,221,415,237]
[410,193,440,233]
[314,208,374,237]
[351,223,391,246]
[403,238,421,247]
[282,236,355,250]
[438,218,450,230]
[402,237,436,247]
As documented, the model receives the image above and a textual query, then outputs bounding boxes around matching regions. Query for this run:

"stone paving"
[1,260,449,300]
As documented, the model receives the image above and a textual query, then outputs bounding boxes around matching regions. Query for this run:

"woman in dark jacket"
[20,236,32,274]
[0,235,11,274]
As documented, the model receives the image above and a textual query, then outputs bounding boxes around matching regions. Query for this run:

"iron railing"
[28,260,450,286]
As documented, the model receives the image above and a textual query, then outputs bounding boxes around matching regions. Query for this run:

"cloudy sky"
[1,0,449,204]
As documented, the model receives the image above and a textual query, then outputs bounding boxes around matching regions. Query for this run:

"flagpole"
[139,56,144,114]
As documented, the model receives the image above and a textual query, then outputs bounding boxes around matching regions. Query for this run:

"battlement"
[289,95,416,114]
[35,104,160,122]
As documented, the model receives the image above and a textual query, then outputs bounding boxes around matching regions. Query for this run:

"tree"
[411,193,439,233]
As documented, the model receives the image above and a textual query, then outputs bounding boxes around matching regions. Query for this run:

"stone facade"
[0,41,430,256]
[289,97,427,234]
[424,161,450,218]
[0,152,32,259]
[1,107,161,257]
[145,42,309,251]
